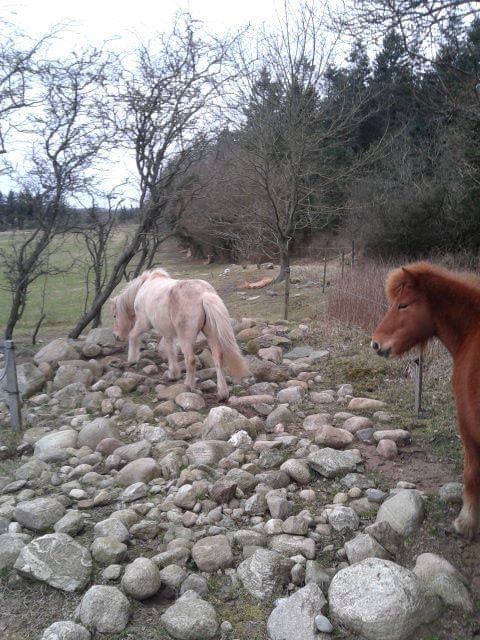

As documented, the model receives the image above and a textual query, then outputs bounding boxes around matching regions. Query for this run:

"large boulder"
[0,363,45,400]
[307,448,362,478]
[267,583,326,640]
[328,558,440,640]
[13,497,65,532]
[191,535,233,572]
[78,585,130,634]
[34,339,80,366]
[14,533,92,592]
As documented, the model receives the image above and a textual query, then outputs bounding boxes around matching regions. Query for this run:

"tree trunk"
[275,248,290,283]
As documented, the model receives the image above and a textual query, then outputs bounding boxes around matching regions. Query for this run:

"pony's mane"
[114,268,171,314]
[145,268,170,280]
[386,261,480,303]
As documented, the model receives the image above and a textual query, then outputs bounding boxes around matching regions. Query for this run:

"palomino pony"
[372,261,480,539]
[111,268,249,401]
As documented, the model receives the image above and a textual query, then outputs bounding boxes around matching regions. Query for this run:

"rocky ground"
[0,319,479,640]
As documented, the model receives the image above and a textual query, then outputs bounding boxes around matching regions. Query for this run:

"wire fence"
[284,247,427,416]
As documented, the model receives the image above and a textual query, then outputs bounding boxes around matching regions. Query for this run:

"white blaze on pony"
[110,268,249,401]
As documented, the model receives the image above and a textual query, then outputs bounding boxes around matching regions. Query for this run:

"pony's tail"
[202,292,250,382]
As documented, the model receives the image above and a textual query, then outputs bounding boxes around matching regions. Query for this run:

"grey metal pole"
[414,347,423,417]
[3,340,22,431]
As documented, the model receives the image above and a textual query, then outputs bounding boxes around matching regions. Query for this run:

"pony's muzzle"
[371,341,391,358]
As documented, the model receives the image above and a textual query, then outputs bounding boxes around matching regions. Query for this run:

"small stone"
[315,614,334,633]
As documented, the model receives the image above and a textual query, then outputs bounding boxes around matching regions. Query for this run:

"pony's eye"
[398,303,409,310]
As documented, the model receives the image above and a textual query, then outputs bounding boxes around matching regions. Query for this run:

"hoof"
[454,513,478,540]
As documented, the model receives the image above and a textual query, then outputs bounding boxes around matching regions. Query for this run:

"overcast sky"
[4,0,282,46]
[1,0,287,202]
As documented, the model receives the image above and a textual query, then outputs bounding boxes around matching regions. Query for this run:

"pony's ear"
[401,267,419,287]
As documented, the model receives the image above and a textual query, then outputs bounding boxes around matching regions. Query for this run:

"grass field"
[0,228,332,340]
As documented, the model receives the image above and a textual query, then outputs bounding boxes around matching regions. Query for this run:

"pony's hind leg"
[162,338,181,381]
[177,339,197,391]
[455,434,480,539]
[203,326,229,401]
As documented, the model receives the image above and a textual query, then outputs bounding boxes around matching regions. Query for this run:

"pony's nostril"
[371,341,380,351]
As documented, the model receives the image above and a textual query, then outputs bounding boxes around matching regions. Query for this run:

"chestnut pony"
[111,268,249,401]
[372,261,480,539]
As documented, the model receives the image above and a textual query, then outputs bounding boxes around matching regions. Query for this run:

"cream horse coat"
[111,269,249,400]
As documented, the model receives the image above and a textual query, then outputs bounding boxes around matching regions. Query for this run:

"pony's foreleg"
[127,317,150,364]
[455,436,480,539]
[178,339,197,391]
[163,338,181,381]
[203,328,229,401]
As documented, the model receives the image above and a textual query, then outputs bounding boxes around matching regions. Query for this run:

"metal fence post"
[2,340,22,431]
[322,256,327,293]
[414,347,423,417]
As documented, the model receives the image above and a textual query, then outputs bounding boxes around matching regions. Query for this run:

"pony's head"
[110,295,135,341]
[371,263,435,357]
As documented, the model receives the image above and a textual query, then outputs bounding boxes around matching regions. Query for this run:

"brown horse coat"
[372,261,480,539]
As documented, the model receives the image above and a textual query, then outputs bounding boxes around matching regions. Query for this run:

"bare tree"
[1,47,112,339]
[0,20,53,166]
[220,2,379,281]
[69,14,237,337]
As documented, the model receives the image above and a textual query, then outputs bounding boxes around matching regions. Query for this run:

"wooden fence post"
[284,267,291,321]
[2,340,22,431]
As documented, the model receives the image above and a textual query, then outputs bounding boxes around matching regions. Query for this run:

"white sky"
[4,0,282,45]
[1,0,286,203]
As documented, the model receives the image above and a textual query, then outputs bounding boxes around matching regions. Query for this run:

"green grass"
[0,228,331,339]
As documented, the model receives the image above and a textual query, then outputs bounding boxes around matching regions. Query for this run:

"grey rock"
[0,532,27,570]
[237,548,293,599]
[327,506,360,533]
[186,440,234,466]
[315,614,334,633]
[375,490,425,536]
[0,363,45,400]
[202,406,252,440]
[78,585,130,634]
[13,497,65,532]
[307,448,362,478]
[161,590,218,640]
[40,621,91,640]
[93,518,129,542]
[329,558,440,640]
[117,458,162,486]
[115,439,152,462]
[77,417,119,450]
[268,534,316,559]
[438,482,463,504]
[413,552,473,613]
[14,532,92,592]
[121,557,162,600]
[344,533,390,564]
[34,339,80,366]
[54,511,85,536]
[90,537,128,565]
[192,535,233,572]
[267,583,326,640]
[34,430,78,458]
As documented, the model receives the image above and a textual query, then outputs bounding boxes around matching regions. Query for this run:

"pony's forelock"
[385,261,480,303]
